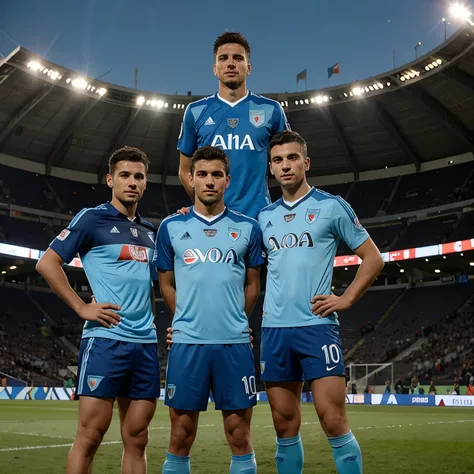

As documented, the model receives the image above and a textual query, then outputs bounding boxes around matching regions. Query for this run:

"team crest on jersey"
[203,229,217,237]
[227,118,239,128]
[228,227,240,241]
[354,217,363,229]
[250,110,265,128]
[305,209,320,224]
[130,228,138,237]
[167,384,176,399]
[260,362,265,374]
[284,213,296,223]
[87,376,104,392]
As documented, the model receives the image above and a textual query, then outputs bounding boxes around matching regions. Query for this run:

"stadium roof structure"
[0,25,474,184]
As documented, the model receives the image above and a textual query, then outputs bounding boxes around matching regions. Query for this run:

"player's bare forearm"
[36,248,86,315]
[158,270,176,315]
[244,267,261,317]
[343,238,384,305]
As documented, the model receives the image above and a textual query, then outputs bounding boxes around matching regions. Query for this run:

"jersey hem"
[262,320,339,328]
[172,338,250,345]
[82,332,158,344]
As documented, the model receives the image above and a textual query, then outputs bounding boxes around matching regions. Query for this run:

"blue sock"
[162,451,191,474]
[275,434,304,474]
[230,451,257,474]
[328,431,362,474]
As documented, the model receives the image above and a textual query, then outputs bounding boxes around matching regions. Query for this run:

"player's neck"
[281,181,312,203]
[110,197,138,220]
[218,83,248,103]
[194,200,225,218]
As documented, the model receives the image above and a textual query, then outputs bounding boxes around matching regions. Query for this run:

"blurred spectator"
[467,378,474,396]
[384,380,391,394]
[428,380,437,395]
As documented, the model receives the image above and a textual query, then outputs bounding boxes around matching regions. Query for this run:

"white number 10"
[242,376,257,396]
[322,344,340,364]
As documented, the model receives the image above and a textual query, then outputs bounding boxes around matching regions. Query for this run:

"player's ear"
[225,174,230,188]
[305,156,310,172]
[106,173,113,189]
[188,172,194,189]
[213,62,218,77]
[247,63,251,76]
[269,162,275,176]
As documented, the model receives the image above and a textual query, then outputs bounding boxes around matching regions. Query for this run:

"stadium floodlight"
[146,100,151,106]
[304,98,309,104]
[136,96,145,106]
[470,262,474,266]
[96,88,107,96]
[373,84,379,90]
[150,99,157,107]
[27,61,42,71]
[435,269,441,273]
[86,85,92,91]
[425,66,431,71]
[173,104,177,109]
[165,103,169,108]
[343,92,348,97]
[49,70,59,80]
[400,269,405,273]
[72,77,88,90]
[400,76,406,81]
[323,96,329,102]
[352,87,363,96]
[157,100,165,108]
[9,265,17,270]
[369,85,374,91]
[315,96,323,104]
[1,271,5,275]
[364,86,370,92]
[450,3,474,24]
[386,81,391,86]
[437,59,443,65]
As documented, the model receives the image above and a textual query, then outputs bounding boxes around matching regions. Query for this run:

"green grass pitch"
[0,401,473,473]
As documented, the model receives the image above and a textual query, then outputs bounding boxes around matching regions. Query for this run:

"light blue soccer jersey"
[49,202,157,343]
[154,207,264,344]
[258,188,369,328]
[178,92,289,218]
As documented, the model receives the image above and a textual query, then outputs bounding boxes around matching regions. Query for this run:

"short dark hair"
[269,131,307,158]
[108,146,149,175]
[191,146,230,175]
[214,32,251,60]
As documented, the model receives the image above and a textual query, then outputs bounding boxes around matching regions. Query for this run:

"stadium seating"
[0,214,54,250]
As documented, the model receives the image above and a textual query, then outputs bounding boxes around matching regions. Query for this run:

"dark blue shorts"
[76,337,160,399]
[165,343,256,411]
[260,325,345,382]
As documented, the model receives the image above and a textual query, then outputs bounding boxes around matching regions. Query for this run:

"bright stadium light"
[435,269,441,273]
[96,88,107,96]
[470,261,474,266]
[72,77,88,90]
[27,61,41,71]
[304,98,309,104]
[136,96,145,106]
[450,3,474,24]
[323,96,329,102]
[157,100,165,108]
[343,92,348,97]
[352,87,363,96]
[9,265,17,270]
[400,269,405,273]
[400,76,406,81]
[49,70,60,80]
[315,96,323,104]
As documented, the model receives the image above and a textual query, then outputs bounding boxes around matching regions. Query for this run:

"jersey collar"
[280,188,316,211]
[190,206,229,225]
[105,201,142,223]
[216,90,249,108]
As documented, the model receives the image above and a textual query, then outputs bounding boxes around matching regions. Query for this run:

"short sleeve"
[153,221,174,271]
[245,222,265,268]
[331,198,369,251]
[49,209,93,263]
[272,102,291,134]
[177,104,197,157]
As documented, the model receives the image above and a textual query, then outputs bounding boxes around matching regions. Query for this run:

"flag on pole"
[296,69,307,83]
[327,62,340,79]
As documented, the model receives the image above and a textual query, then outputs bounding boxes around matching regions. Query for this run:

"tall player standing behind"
[36,147,160,474]
[155,146,263,474]
[258,132,384,474]
[178,31,290,219]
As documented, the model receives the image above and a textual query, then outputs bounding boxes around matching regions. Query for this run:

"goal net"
[347,363,394,394]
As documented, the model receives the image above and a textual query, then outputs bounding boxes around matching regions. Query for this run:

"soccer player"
[178,31,290,219]
[258,131,385,474]
[155,146,263,474]
[36,147,159,474]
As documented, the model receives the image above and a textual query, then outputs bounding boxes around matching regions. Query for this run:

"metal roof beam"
[374,100,421,170]
[326,108,360,180]
[403,85,474,149]
[97,109,140,182]
[45,99,97,172]
[0,83,54,148]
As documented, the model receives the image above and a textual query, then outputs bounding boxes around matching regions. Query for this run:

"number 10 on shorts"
[322,344,340,367]
[242,375,257,399]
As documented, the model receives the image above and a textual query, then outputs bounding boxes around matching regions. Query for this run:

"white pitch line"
[0,431,73,440]
[2,418,473,453]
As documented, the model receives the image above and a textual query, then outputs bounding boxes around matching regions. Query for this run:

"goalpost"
[347,363,394,394]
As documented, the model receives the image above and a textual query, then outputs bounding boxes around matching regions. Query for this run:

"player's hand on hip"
[78,303,121,328]
[176,207,190,215]
[311,293,352,317]
[166,327,173,349]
